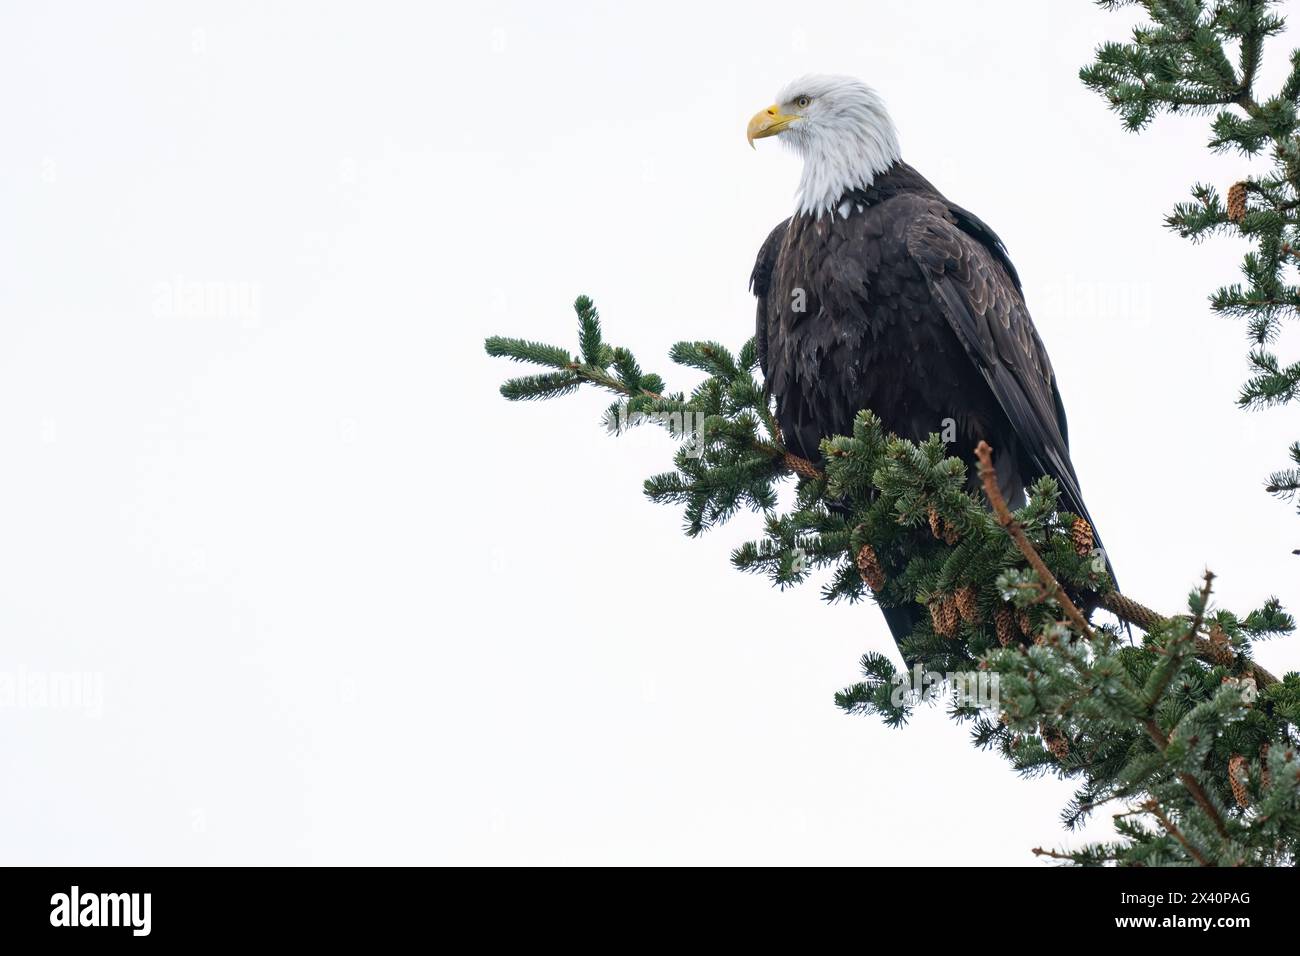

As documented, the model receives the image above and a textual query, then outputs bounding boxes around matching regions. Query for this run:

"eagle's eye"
[795,95,811,109]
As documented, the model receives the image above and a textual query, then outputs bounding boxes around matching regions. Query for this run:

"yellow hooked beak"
[747,104,799,148]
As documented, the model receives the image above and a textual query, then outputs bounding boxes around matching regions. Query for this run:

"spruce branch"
[489,298,823,483]
[489,293,1297,864]
[1085,0,1300,516]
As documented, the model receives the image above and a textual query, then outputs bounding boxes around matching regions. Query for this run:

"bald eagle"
[747,75,1109,641]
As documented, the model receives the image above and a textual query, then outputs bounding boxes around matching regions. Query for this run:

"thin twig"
[975,441,1094,639]
[1143,800,1212,867]
[1031,846,1125,863]
[1030,847,1077,861]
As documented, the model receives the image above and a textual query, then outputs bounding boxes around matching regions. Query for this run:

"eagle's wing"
[750,217,790,379]
[904,212,1092,531]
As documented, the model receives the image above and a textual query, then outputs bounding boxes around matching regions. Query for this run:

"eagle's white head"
[747,74,902,218]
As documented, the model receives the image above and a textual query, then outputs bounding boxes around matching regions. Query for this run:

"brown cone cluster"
[927,506,960,545]
[1041,724,1070,761]
[1228,754,1250,809]
[930,595,960,638]
[1260,742,1271,791]
[995,606,1017,647]
[1070,517,1094,557]
[855,543,885,592]
[1227,181,1248,224]
[955,586,980,624]
[852,541,883,595]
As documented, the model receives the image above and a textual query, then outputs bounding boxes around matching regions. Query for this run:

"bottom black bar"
[0,865,1289,941]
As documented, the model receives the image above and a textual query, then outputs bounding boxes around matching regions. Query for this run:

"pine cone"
[1227,181,1247,224]
[1070,517,1094,557]
[927,506,960,545]
[995,606,1017,647]
[928,506,943,540]
[955,585,980,624]
[1228,754,1249,809]
[1260,742,1271,790]
[930,596,959,638]
[855,543,885,592]
[928,600,945,636]
[1041,724,1069,761]
[1017,610,1034,639]
[942,594,961,635]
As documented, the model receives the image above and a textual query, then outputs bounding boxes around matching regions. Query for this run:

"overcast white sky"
[2,1,1296,865]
